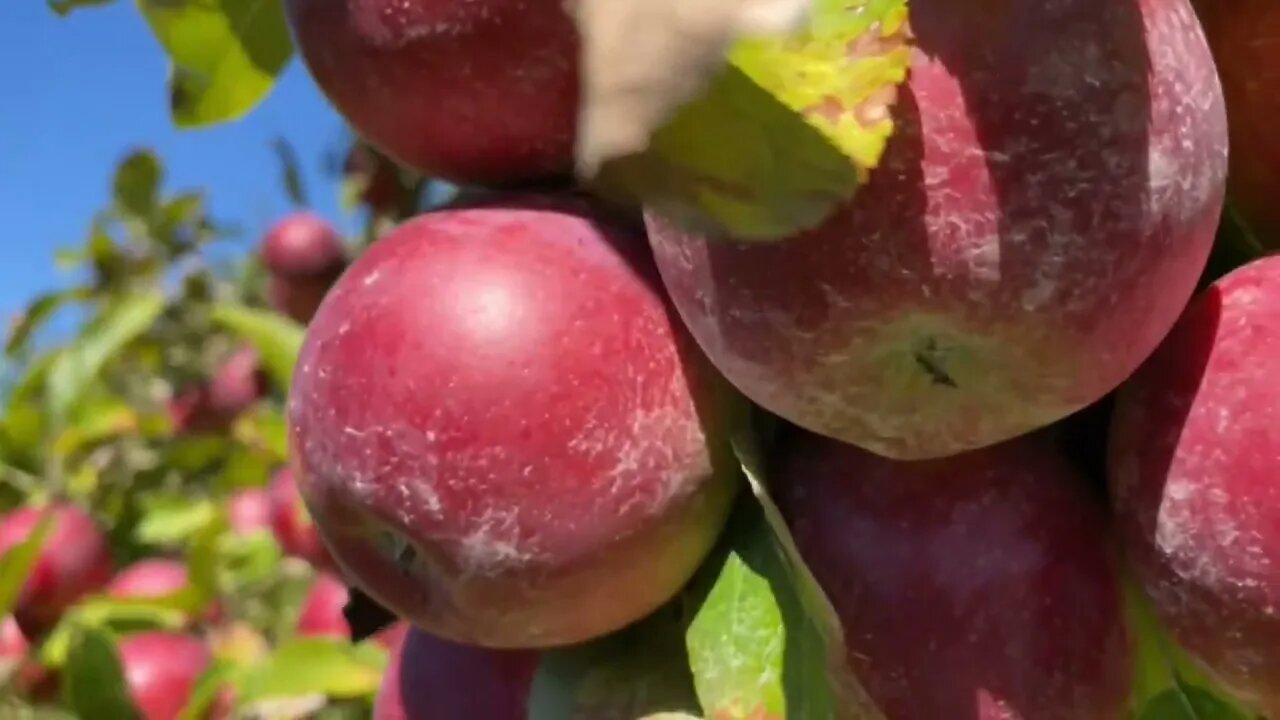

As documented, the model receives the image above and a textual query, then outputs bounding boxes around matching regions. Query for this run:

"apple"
[227,488,271,536]
[118,631,211,720]
[645,0,1229,460]
[1193,0,1280,243]
[1109,255,1280,715]
[107,559,189,600]
[774,430,1132,719]
[295,572,350,640]
[0,614,54,699]
[374,624,539,720]
[345,143,406,215]
[0,503,113,638]
[284,0,579,186]
[268,466,334,570]
[287,198,741,648]
[260,213,349,325]
[169,347,267,435]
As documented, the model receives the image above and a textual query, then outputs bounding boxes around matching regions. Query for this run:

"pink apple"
[260,213,349,325]
[1110,255,1280,715]
[294,572,350,640]
[268,466,333,571]
[645,0,1229,459]
[119,631,211,720]
[107,559,189,600]
[284,0,579,185]
[226,488,271,536]
[0,503,113,638]
[774,430,1132,719]
[287,198,740,647]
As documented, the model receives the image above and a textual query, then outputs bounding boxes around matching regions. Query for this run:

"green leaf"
[235,637,386,703]
[113,149,163,220]
[274,137,309,207]
[46,292,166,422]
[529,608,701,720]
[209,302,303,389]
[683,416,883,720]
[54,392,139,460]
[1,400,47,473]
[217,529,283,591]
[47,0,116,17]
[1136,682,1250,720]
[135,496,219,545]
[0,510,53,617]
[593,0,912,242]
[5,287,93,358]
[136,0,295,127]
[61,626,140,720]
[180,660,238,720]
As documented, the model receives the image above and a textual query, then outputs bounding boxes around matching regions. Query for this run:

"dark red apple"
[227,488,271,536]
[284,0,579,186]
[774,431,1132,720]
[119,631,211,720]
[645,0,1229,460]
[260,213,349,325]
[287,199,741,647]
[169,347,267,435]
[1194,0,1280,243]
[295,572,350,640]
[268,466,333,570]
[0,614,53,698]
[374,624,539,720]
[0,503,113,638]
[1109,255,1280,715]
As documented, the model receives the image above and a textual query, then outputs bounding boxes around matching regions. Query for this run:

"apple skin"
[1193,0,1280,243]
[284,0,578,186]
[118,631,211,720]
[1109,255,1280,715]
[295,572,351,640]
[374,624,539,720]
[268,467,334,571]
[774,430,1132,720]
[645,0,1228,460]
[0,503,113,639]
[107,559,189,600]
[227,488,272,536]
[287,199,741,648]
[261,213,348,325]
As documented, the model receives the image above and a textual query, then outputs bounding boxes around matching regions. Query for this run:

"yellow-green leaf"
[0,511,53,617]
[235,637,387,703]
[136,0,294,127]
[209,302,303,389]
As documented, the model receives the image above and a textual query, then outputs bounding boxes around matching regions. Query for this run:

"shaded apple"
[0,503,113,639]
[374,624,539,720]
[268,466,333,570]
[0,614,55,699]
[1193,0,1280,243]
[284,0,579,186]
[1109,255,1280,715]
[227,488,271,536]
[169,347,267,435]
[287,198,741,647]
[645,0,1228,459]
[260,213,349,325]
[294,572,350,640]
[119,631,211,720]
[774,431,1132,720]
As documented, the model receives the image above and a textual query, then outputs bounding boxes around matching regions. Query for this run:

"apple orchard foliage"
[0,0,1274,719]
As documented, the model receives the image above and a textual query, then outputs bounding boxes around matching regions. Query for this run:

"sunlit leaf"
[234,637,386,703]
[136,0,295,127]
[209,302,303,389]
[134,496,218,546]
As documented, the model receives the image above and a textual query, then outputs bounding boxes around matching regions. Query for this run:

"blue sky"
[0,1,355,328]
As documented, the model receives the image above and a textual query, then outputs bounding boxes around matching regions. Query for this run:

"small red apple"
[373,624,538,720]
[227,488,272,536]
[268,467,333,570]
[260,213,348,325]
[644,0,1228,459]
[284,0,579,185]
[1193,0,1280,243]
[774,430,1132,720]
[0,503,113,639]
[287,198,741,647]
[119,631,212,720]
[107,559,189,600]
[294,572,350,640]
[1110,255,1280,715]
[169,347,267,435]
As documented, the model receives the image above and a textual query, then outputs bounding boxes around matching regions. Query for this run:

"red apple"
[345,143,406,215]
[260,213,348,325]
[268,466,333,570]
[119,631,211,720]
[227,488,271,536]
[107,559,189,600]
[287,199,741,647]
[1193,0,1280,243]
[1109,255,1280,715]
[284,0,579,185]
[774,430,1132,720]
[295,572,350,640]
[0,503,113,638]
[0,614,53,698]
[374,624,538,720]
[169,347,267,435]
[645,0,1229,460]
